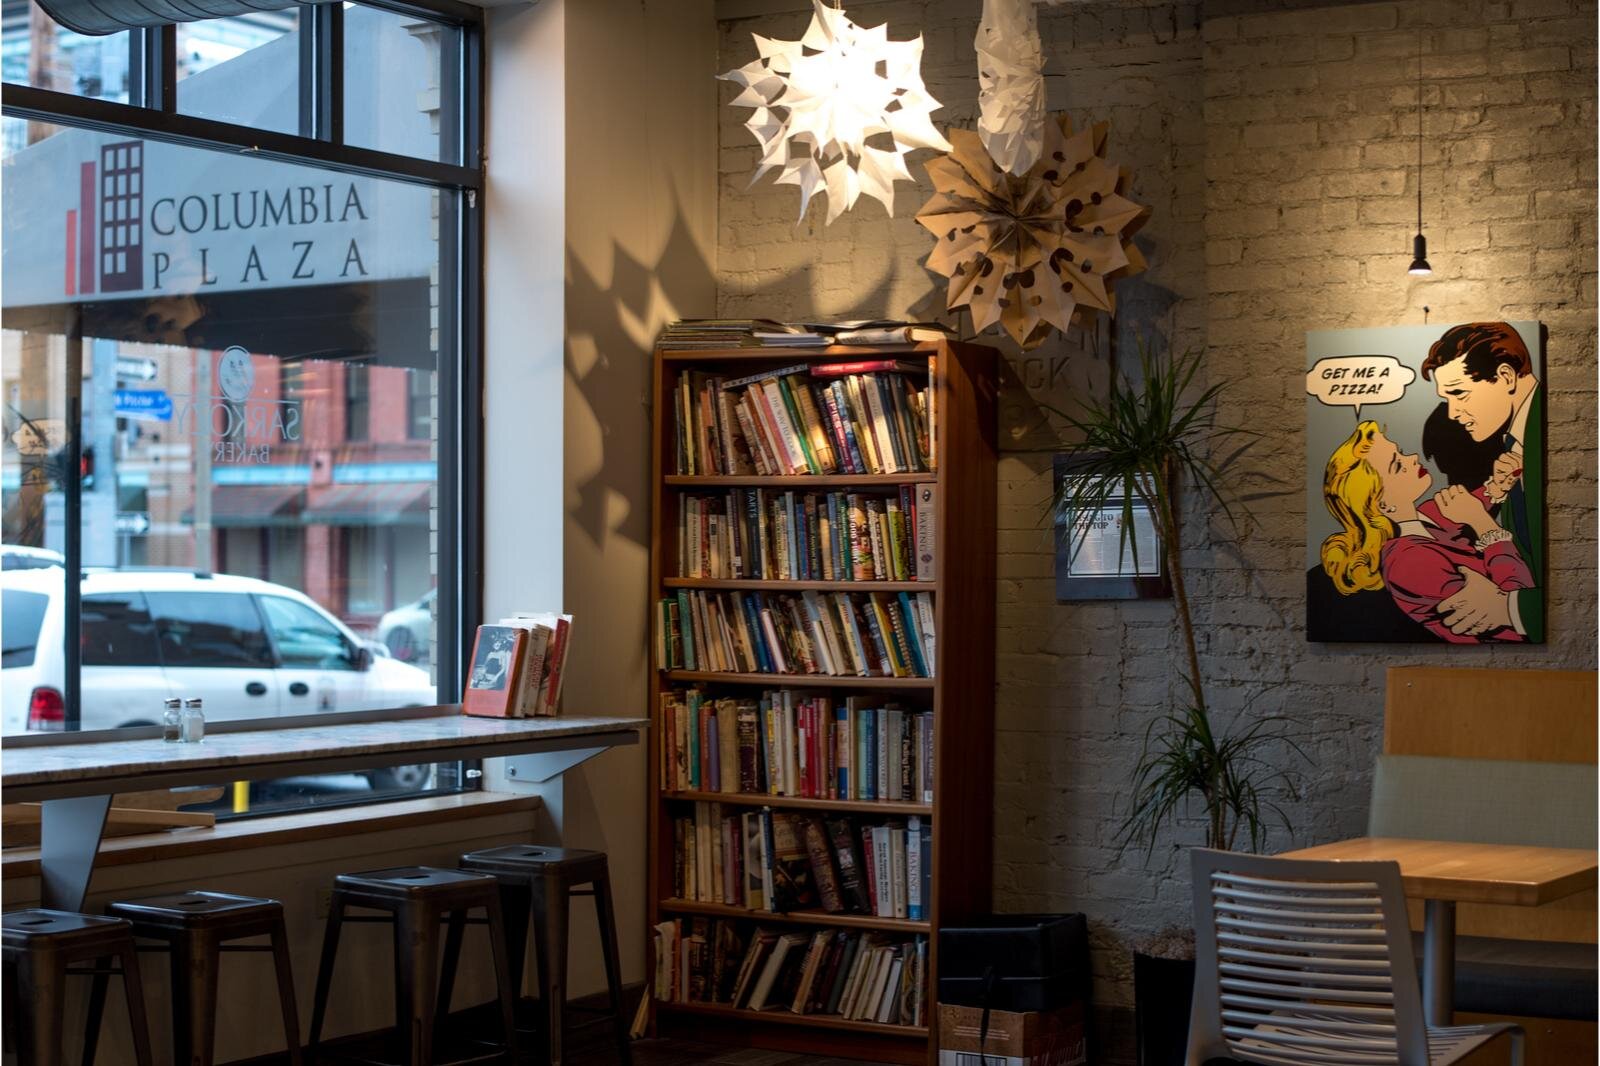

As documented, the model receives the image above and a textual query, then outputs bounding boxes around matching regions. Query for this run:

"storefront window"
[0,0,478,817]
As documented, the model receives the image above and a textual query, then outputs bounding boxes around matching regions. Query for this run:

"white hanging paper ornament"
[976,0,1047,176]
[719,0,953,225]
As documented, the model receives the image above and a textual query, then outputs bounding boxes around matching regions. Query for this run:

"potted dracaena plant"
[1046,337,1303,1066]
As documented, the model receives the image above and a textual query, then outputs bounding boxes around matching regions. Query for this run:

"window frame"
[1,0,485,738]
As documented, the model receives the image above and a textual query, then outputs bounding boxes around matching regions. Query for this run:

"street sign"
[114,388,173,422]
[115,512,151,535]
[115,356,159,381]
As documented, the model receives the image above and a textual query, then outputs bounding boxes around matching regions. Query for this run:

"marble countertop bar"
[2,712,647,801]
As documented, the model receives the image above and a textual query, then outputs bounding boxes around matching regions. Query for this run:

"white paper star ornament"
[719,0,953,224]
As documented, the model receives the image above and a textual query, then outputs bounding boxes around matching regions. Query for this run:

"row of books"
[673,803,931,920]
[461,613,572,718]
[660,688,933,804]
[653,918,928,1027]
[677,485,935,583]
[659,317,952,351]
[656,589,935,678]
[674,363,934,476]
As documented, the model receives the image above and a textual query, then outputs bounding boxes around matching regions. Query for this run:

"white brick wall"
[713,1,1597,1057]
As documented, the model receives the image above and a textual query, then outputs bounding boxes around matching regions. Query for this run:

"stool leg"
[308,896,345,1057]
[592,867,633,1066]
[482,893,519,1058]
[117,940,156,1066]
[500,882,531,998]
[80,955,110,1066]
[269,918,305,1066]
[16,951,65,1066]
[434,910,466,1027]
[173,931,221,1066]
[530,871,569,1066]
[394,903,439,1066]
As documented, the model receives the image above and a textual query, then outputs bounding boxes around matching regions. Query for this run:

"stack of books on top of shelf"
[657,589,935,678]
[677,484,935,582]
[660,688,933,804]
[653,919,928,1027]
[659,319,954,351]
[676,361,934,477]
[672,802,930,920]
[461,613,572,718]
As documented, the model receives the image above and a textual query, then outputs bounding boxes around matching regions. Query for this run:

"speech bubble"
[1305,355,1417,419]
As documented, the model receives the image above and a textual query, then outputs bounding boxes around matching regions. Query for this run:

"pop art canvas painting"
[1305,321,1545,644]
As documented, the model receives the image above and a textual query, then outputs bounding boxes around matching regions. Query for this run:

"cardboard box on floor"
[938,1001,1087,1066]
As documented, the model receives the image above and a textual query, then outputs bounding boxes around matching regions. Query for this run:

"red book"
[462,625,528,718]
[809,360,923,378]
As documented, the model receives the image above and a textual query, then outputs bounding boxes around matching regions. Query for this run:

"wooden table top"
[1279,836,1598,907]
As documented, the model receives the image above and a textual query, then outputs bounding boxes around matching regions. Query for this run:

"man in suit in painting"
[1423,322,1544,642]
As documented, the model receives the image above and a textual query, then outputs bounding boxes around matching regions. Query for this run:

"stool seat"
[108,891,281,928]
[336,866,499,894]
[2,909,153,1066]
[2,909,128,945]
[460,845,607,885]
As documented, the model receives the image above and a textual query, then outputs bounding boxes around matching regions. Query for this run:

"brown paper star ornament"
[915,115,1149,349]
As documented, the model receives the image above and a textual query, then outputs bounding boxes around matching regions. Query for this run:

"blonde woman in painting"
[1320,420,1533,643]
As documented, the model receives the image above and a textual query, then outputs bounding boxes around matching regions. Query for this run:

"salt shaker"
[180,697,205,743]
[162,698,182,742]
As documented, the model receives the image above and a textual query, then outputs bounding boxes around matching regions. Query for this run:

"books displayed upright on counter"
[657,589,935,678]
[674,362,934,476]
[676,484,935,582]
[670,803,931,921]
[659,688,933,804]
[461,612,572,717]
[652,918,928,1027]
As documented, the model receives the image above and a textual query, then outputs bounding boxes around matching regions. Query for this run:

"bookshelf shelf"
[665,474,937,488]
[649,339,998,1066]
[659,343,928,363]
[663,790,933,816]
[664,577,934,594]
[661,898,932,934]
[655,1000,930,1038]
[663,670,933,690]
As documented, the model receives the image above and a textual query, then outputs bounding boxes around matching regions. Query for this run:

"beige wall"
[484,0,719,997]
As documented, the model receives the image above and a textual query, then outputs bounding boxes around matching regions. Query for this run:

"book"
[802,815,844,913]
[462,625,527,717]
[747,931,808,1010]
[497,617,552,717]
[504,610,573,715]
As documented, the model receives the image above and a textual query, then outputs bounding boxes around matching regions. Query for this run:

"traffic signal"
[80,445,94,489]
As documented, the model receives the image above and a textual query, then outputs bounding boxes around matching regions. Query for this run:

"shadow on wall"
[562,203,901,553]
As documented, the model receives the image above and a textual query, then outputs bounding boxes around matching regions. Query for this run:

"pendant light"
[1408,29,1432,276]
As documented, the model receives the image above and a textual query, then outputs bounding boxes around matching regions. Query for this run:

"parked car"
[2,544,63,570]
[375,587,434,665]
[0,568,438,791]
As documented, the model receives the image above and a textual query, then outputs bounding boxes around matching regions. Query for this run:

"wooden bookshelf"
[647,339,998,1065]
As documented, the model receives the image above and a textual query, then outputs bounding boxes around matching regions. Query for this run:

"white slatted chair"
[1186,849,1524,1066]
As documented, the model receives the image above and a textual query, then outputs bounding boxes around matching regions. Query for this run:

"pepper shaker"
[162,698,182,742]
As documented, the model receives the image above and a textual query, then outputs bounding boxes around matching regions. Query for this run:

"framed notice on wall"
[1053,454,1172,601]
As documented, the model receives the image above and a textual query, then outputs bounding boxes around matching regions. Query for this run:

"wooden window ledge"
[1,791,540,880]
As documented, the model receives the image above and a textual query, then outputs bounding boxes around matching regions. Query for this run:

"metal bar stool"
[1,909,154,1066]
[91,891,302,1066]
[448,846,630,1066]
[308,867,518,1066]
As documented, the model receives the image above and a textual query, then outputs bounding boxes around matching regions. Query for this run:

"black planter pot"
[1133,951,1195,1066]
